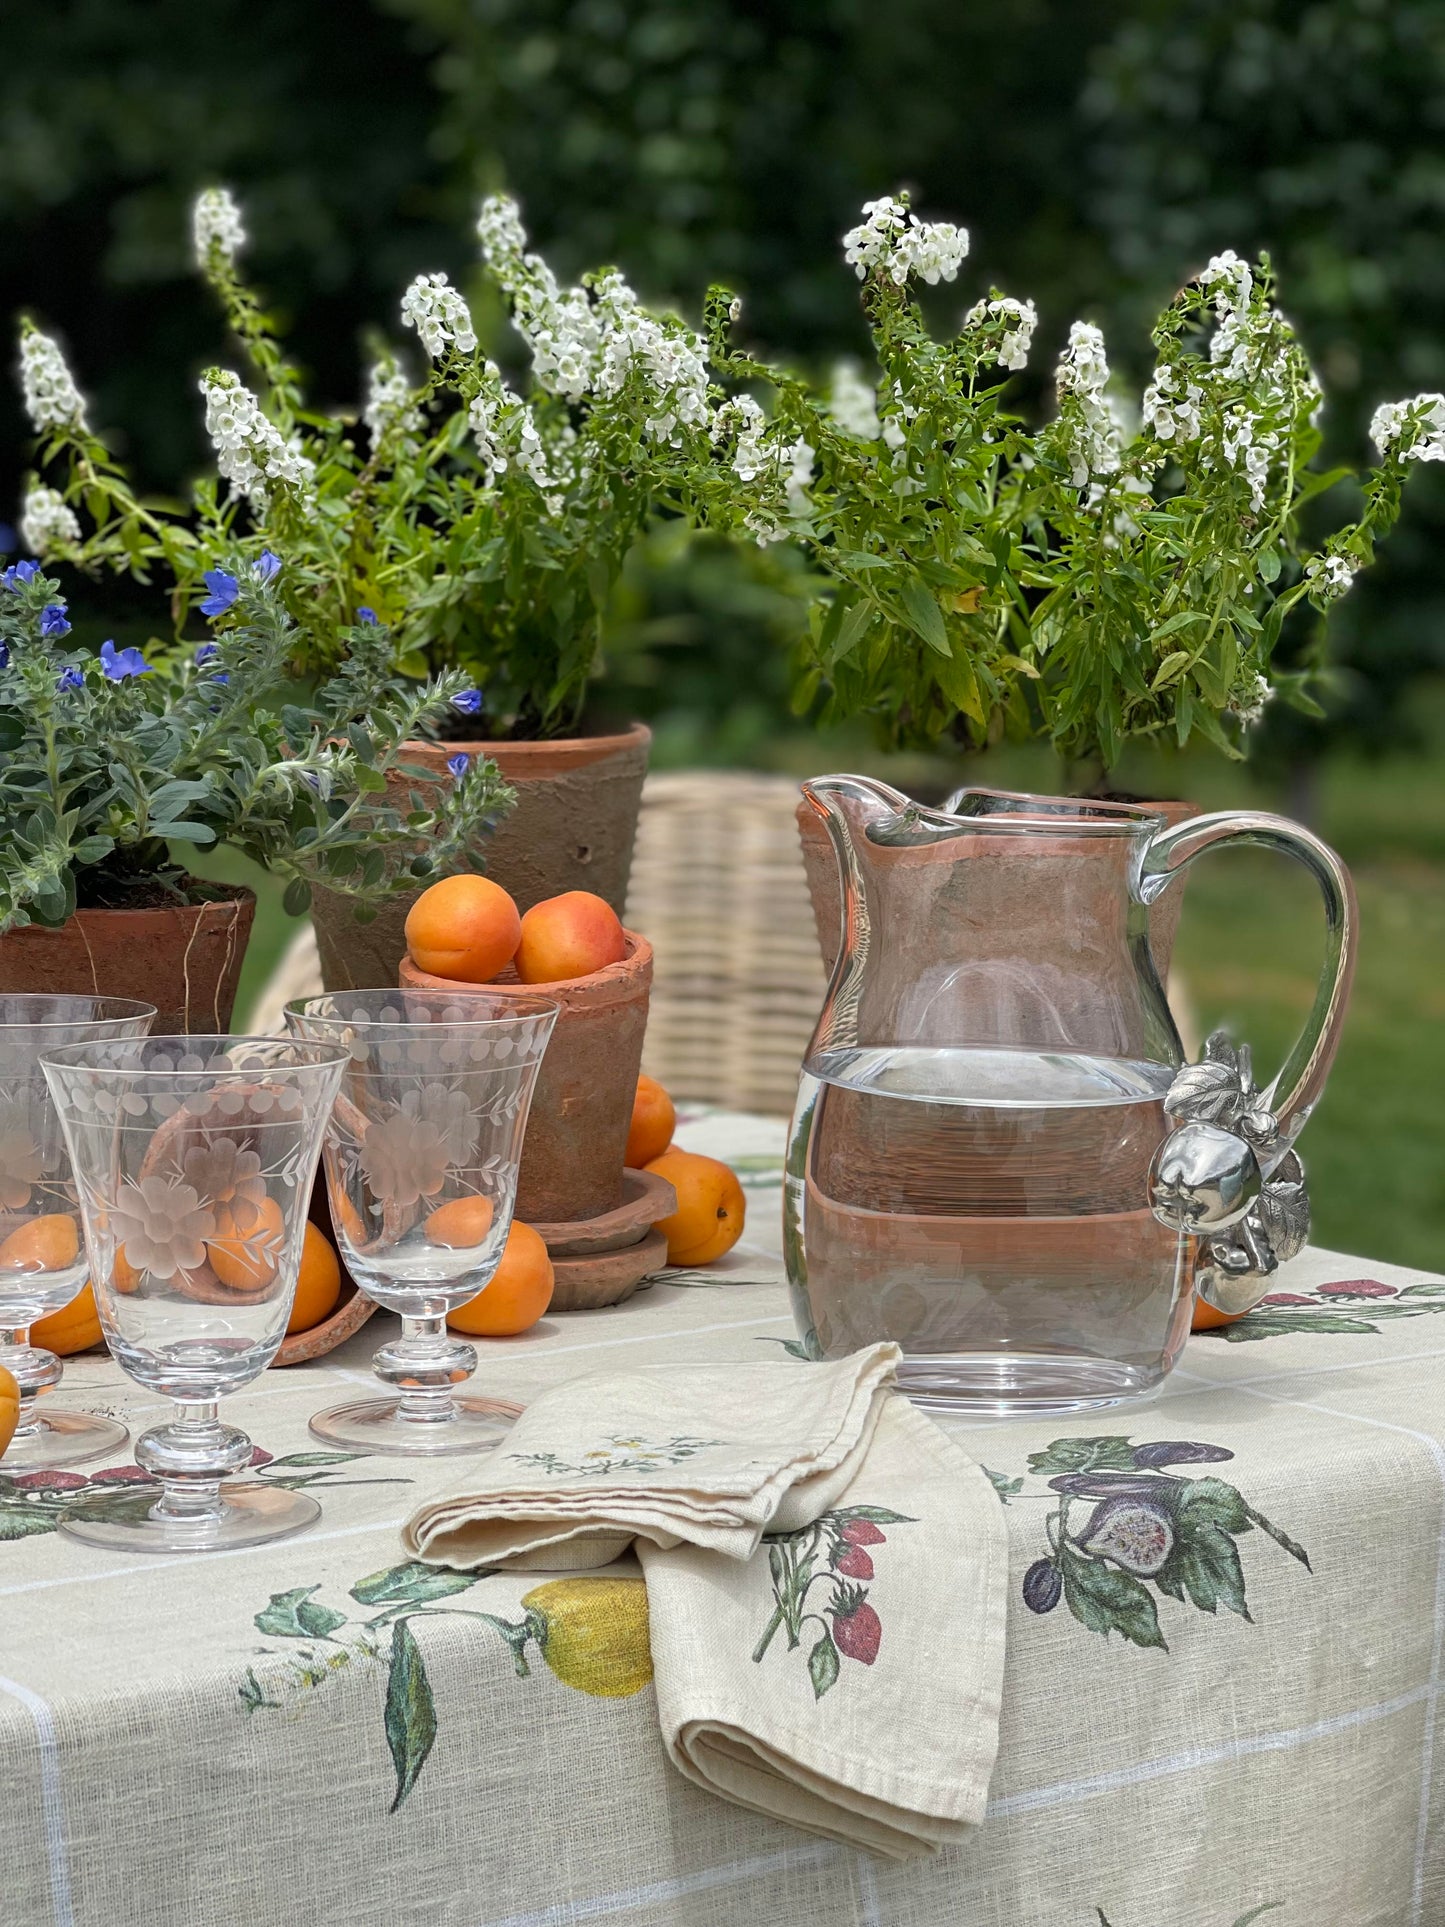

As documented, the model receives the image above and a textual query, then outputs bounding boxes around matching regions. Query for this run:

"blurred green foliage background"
[6,0,1443,1261]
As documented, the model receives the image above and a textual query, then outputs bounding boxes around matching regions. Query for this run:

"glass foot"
[2,1409,129,1472]
[57,1481,321,1553]
[309,1393,521,1456]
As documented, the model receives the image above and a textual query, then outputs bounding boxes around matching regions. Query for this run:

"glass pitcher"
[785,778,1356,1415]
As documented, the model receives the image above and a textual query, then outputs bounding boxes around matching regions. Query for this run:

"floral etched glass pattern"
[0,995,155,1470]
[286,990,557,1456]
[40,1035,347,1551]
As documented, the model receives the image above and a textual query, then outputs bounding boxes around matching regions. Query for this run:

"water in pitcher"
[785,1045,1195,1414]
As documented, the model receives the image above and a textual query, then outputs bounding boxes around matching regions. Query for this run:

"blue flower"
[99,639,151,681]
[2,559,40,590]
[194,641,220,665]
[447,753,470,781]
[253,550,281,583]
[39,603,70,639]
[0,642,9,670]
[56,666,84,692]
[356,606,378,625]
[0,523,15,554]
[199,568,239,618]
[452,688,483,716]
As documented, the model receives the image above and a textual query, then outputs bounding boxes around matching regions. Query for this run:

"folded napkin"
[404,1343,901,1571]
[404,1346,1008,1858]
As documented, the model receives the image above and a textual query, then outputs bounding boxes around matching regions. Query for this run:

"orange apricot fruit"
[625,1074,676,1170]
[0,1214,80,1274]
[207,1194,286,1292]
[644,1148,746,1267]
[426,1195,496,1248]
[405,874,522,984]
[514,891,626,985]
[32,1281,105,1355]
[286,1222,344,1335]
[446,1222,554,1336]
[0,1364,18,1457]
[1191,1293,1246,1332]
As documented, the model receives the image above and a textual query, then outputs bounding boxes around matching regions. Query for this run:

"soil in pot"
[311,723,652,993]
[0,887,255,1035]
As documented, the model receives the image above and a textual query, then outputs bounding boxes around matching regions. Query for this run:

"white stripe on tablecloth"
[988,1683,1428,1819]
[0,1676,73,1927]
[853,1849,883,1926]
[1226,1383,1445,1927]
[0,1513,411,1598]
[467,1840,840,1926]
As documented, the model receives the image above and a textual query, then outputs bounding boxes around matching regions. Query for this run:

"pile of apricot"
[405,876,627,986]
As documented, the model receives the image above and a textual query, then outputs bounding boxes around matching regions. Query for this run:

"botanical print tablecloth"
[4,1106,1445,1927]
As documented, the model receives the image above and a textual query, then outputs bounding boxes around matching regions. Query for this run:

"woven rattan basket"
[624,771,825,1116]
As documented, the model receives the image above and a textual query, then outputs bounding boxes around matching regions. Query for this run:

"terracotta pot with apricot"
[400,878,653,1226]
[310,723,651,992]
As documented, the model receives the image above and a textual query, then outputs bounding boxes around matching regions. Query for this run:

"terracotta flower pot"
[310,723,652,993]
[0,890,255,1035]
[274,1179,377,1366]
[399,932,654,1224]
[795,794,1198,982]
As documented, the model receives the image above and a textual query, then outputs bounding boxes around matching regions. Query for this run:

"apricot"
[32,1281,105,1356]
[405,874,522,984]
[0,1214,80,1274]
[207,1194,286,1291]
[625,1075,676,1169]
[113,1246,143,1294]
[1191,1294,1246,1332]
[644,1149,746,1267]
[514,891,626,985]
[446,1222,554,1336]
[0,1364,18,1457]
[425,1194,496,1249]
[286,1222,344,1335]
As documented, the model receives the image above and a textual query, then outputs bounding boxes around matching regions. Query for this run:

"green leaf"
[384,1618,438,1811]
[899,579,951,656]
[354,764,387,794]
[254,1585,349,1640]
[1175,1476,1250,1535]
[351,1560,482,1607]
[985,1470,1024,1504]
[1061,1550,1167,1650]
[1027,1436,1138,1477]
[282,876,312,917]
[0,1507,58,1540]
[1255,547,1282,584]
[1151,611,1205,641]
[1162,1521,1249,1619]
[808,1630,840,1699]
[1150,650,1191,691]
[262,1451,366,1468]
[829,599,875,666]
[1242,1503,1312,1571]
[831,1505,918,1525]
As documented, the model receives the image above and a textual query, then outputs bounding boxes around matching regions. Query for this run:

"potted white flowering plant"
[689,189,1438,961]
[0,554,512,1030]
[698,190,1435,777]
[16,188,718,989]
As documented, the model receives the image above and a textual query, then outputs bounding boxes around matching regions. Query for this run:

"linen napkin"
[404,1346,1008,1858]
[403,1343,901,1570]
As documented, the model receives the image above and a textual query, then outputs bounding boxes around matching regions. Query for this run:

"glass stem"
[138,1400,245,1526]
[0,1325,57,1437]
[374,1310,474,1424]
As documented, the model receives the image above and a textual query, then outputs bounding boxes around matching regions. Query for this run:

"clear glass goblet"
[40,1035,348,1552]
[0,994,156,1470]
[285,989,558,1456]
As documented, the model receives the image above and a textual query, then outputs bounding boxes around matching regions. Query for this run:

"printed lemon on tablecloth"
[519,1576,653,1697]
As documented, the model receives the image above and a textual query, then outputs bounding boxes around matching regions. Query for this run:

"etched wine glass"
[40,1035,347,1551]
[0,994,156,1470]
[285,989,557,1455]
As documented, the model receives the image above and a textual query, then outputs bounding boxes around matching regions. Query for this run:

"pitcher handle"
[1135,811,1357,1148]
